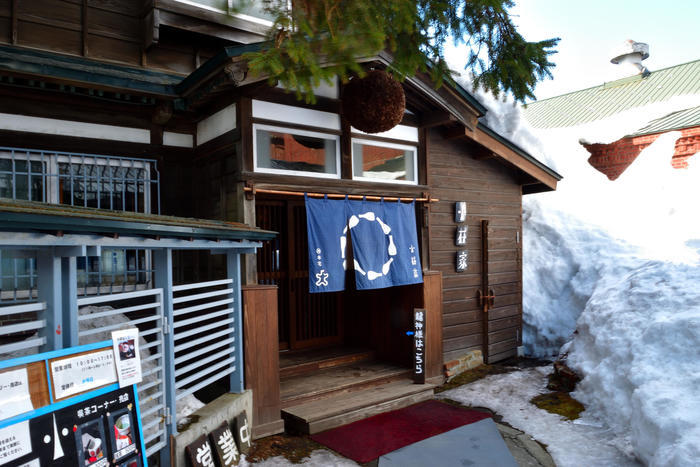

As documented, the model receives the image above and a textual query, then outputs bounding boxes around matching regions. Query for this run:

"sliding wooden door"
[256,197,343,350]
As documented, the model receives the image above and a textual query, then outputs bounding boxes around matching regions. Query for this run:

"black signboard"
[185,434,217,467]
[0,386,143,467]
[232,412,251,456]
[413,308,426,384]
[208,422,239,466]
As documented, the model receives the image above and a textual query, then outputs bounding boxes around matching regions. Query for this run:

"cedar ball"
[341,70,406,133]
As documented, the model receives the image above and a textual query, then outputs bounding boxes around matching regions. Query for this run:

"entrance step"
[282,379,435,434]
[279,347,375,379]
[281,361,411,408]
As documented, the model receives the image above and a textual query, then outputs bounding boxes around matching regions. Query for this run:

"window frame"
[350,138,419,185]
[252,123,342,179]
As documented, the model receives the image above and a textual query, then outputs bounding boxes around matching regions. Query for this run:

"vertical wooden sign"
[413,308,426,384]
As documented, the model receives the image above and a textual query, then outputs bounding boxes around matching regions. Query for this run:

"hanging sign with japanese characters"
[0,342,147,467]
[413,308,426,384]
[454,201,469,272]
[184,413,251,467]
[305,195,423,293]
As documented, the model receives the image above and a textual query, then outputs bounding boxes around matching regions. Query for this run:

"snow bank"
[460,72,700,465]
[568,261,700,466]
[519,96,700,465]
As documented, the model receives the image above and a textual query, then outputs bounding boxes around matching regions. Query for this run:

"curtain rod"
[243,186,439,203]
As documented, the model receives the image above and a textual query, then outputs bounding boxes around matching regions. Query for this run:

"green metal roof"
[0,199,276,242]
[630,105,700,136]
[523,59,700,128]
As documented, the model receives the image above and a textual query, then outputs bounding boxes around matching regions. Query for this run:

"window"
[0,148,159,300]
[254,124,340,178]
[352,139,418,184]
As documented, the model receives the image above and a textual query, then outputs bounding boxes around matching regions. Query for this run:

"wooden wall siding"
[0,0,226,75]
[242,284,284,439]
[428,130,523,363]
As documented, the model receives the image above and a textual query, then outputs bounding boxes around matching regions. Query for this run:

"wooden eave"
[467,123,561,193]
[0,45,180,99]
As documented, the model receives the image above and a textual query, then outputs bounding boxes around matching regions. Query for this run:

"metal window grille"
[0,147,160,301]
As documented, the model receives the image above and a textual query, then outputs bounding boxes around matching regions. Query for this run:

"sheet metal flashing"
[0,199,276,242]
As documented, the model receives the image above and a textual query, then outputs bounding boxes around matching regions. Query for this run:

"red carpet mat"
[310,400,491,463]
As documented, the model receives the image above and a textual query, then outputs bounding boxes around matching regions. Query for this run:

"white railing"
[172,279,237,404]
[0,301,46,357]
[77,289,167,457]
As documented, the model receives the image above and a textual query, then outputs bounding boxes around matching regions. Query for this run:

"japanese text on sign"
[50,350,117,400]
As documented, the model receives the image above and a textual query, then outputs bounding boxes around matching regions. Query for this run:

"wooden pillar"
[421,271,444,384]
[242,284,284,439]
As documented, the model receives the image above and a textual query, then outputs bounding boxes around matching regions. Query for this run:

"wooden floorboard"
[282,380,435,434]
[280,361,410,404]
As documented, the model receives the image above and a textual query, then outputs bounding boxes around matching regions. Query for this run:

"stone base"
[444,350,483,380]
[172,390,253,467]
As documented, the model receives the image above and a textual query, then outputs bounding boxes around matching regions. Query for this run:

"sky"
[447,1,700,102]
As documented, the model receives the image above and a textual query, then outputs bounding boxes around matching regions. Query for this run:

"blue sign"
[0,341,147,467]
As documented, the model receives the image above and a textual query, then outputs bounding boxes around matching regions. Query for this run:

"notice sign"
[50,350,117,400]
[0,368,34,420]
[111,329,142,388]
[413,308,426,384]
[0,421,32,465]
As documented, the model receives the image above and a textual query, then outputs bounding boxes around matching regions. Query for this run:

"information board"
[0,341,146,467]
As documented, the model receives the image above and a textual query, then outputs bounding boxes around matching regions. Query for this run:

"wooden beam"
[11,0,17,45]
[82,0,89,56]
[419,110,456,129]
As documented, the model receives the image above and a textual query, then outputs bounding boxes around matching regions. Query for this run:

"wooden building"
[0,0,560,457]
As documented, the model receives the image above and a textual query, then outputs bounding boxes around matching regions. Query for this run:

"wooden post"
[480,220,490,363]
[37,250,62,351]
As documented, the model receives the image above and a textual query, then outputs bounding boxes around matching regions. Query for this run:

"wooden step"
[282,379,436,434]
[280,362,411,408]
[279,348,375,379]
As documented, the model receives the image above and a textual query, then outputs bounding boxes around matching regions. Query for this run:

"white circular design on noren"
[62,428,69,436]
[340,211,396,280]
[43,434,51,444]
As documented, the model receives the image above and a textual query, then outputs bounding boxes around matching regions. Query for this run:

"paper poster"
[111,329,142,388]
[0,367,34,420]
[50,350,117,400]
[0,420,32,465]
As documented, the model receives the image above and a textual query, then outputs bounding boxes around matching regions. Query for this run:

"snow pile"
[462,74,700,465]
[518,98,700,465]
[522,200,640,355]
[438,366,639,466]
[567,262,700,466]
